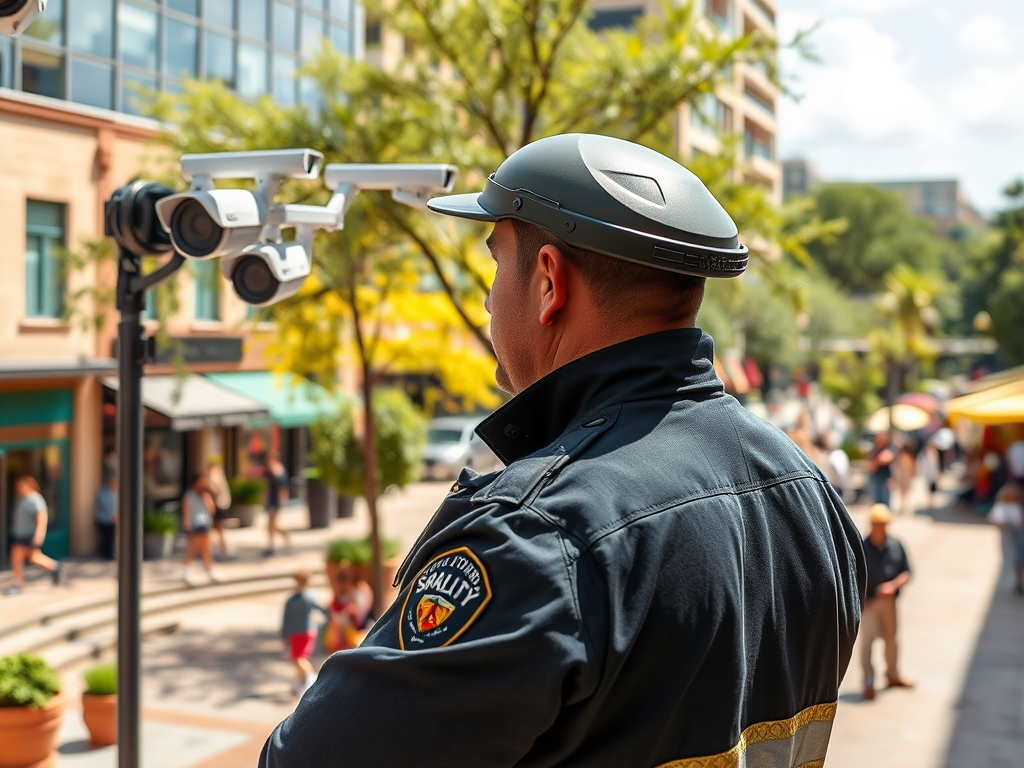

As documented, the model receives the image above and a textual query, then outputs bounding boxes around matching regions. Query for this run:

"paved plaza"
[4,481,1022,767]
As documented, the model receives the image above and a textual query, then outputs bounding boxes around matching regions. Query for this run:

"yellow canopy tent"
[947,378,1024,425]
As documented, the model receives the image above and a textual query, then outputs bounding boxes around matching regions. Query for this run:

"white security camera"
[0,0,46,37]
[154,189,266,259]
[323,163,457,208]
[221,241,312,306]
[180,149,323,184]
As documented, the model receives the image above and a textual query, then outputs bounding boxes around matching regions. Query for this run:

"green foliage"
[82,664,117,696]
[0,654,60,708]
[310,389,428,497]
[326,537,401,565]
[228,477,267,506]
[819,351,886,432]
[142,510,177,535]
[962,180,1024,364]
[803,183,943,293]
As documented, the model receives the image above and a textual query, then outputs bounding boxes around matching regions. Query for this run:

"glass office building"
[0,0,359,115]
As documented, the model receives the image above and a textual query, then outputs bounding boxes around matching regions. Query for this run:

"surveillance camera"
[0,0,46,37]
[323,164,457,193]
[154,189,266,259]
[221,241,312,306]
[180,149,324,182]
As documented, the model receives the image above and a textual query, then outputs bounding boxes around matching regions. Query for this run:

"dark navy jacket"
[261,329,865,768]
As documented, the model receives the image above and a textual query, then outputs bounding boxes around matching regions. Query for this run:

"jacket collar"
[476,328,723,465]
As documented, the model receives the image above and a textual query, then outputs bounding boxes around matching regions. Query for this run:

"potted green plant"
[325,536,402,592]
[81,662,116,746]
[142,510,177,560]
[228,477,266,528]
[0,654,63,768]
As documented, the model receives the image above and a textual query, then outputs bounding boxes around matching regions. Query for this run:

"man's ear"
[537,244,569,326]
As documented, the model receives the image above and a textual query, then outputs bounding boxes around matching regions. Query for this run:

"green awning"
[204,372,343,429]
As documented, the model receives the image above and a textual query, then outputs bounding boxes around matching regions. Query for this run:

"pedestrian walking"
[281,570,328,695]
[261,134,865,767]
[3,475,63,595]
[180,473,222,585]
[860,503,914,700]
[988,481,1024,595]
[323,563,373,653]
[894,441,917,514]
[262,451,291,557]
[93,468,117,561]
[868,432,895,507]
[205,461,233,561]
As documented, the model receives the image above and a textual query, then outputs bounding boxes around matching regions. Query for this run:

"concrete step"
[42,616,181,670]
[1,571,326,659]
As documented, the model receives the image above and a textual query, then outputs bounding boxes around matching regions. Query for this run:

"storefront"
[102,375,268,513]
[205,372,342,500]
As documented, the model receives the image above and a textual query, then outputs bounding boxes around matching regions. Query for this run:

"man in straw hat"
[861,503,914,700]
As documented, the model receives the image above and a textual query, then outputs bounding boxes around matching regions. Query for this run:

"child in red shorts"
[281,570,327,695]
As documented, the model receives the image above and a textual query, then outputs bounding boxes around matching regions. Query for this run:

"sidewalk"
[1,482,450,629]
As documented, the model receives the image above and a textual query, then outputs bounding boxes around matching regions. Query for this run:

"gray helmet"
[426,133,747,278]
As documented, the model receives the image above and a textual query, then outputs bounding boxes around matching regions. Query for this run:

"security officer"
[261,134,866,767]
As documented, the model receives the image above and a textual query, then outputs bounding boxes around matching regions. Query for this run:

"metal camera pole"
[106,181,183,768]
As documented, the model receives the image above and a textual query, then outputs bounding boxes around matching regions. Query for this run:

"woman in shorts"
[180,473,222,585]
[3,475,62,595]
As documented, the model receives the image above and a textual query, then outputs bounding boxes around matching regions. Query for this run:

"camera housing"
[0,0,46,37]
[324,163,457,208]
[180,149,323,184]
[221,241,313,307]
[154,189,266,259]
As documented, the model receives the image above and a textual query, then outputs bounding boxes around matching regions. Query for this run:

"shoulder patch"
[399,546,492,651]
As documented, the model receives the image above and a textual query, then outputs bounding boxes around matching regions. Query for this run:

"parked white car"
[421,417,503,480]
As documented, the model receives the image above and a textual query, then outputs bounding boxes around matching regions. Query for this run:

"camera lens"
[170,198,224,257]
[232,255,278,304]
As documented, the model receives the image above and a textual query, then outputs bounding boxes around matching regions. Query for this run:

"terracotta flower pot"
[82,693,116,746]
[0,691,64,768]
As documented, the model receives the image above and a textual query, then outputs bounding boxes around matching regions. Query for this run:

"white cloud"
[824,0,922,14]
[949,63,1024,135]
[956,15,1014,57]
[779,17,941,147]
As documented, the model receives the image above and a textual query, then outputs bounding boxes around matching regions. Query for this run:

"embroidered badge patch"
[400,546,492,650]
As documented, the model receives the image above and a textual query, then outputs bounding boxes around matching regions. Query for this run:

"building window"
[204,29,236,88]
[744,124,774,161]
[240,0,268,41]
[22,0,63,47]
[301,12,326,53]
[238,42,268,98]
[193,260,220,321]
[273,53,297,105]
[119,3,159,71]
[203,0,236,31]
[22,48,64,99]
[273,1,298,51]
[25,200,66,319]
[121,71,156,115]
[165,17,198,78]
[365,18,381,47]
[330,23,350,54]
[706,0,732,35]
[0,38,12,89]
[330,0,351,20]
[70,0,113,58]
[588,7,643,31]
[166,0,198,16]
[70,58,113,109]
[690,92,731,133]
[743,84,774,115]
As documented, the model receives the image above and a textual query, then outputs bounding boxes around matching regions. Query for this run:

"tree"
[802,183,943,293]
[963,180,1024,364]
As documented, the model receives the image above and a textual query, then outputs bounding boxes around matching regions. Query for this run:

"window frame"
[24,200,67,320]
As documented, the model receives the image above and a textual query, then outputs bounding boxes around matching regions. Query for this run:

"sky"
[777,0,1024,213]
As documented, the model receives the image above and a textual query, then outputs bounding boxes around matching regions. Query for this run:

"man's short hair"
[510,220,705,324]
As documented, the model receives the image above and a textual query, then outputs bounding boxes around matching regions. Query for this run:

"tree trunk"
[360,357,385,618]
